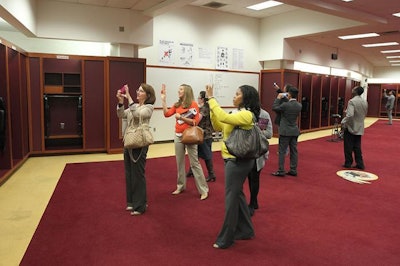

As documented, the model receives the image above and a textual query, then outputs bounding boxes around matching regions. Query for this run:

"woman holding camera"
[116,84,156,216]
[206,84,260,249]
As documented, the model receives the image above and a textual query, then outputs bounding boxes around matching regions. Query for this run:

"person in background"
[186,90,217,182]
[383,89,395,125]
[161,84,209,200]
[273,83,292,156]
[116,83,156,216]
[271,86,302,177]
[247,108,272,216]
[206,84,259,249]
[341,86,368,170]
[272,83,292,126]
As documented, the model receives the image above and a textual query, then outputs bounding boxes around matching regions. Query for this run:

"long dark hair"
[238,85,261,121]
[199,90,209,107]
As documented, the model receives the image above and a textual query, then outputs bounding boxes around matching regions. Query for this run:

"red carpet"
[21,120,400,266]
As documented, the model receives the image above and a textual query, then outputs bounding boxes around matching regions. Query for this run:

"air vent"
[203,1,227,9]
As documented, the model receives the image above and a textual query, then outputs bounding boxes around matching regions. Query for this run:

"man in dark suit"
[341,86,368,169]
[271,87,302,177]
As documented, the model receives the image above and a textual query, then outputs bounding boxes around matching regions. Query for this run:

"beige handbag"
[123,112,154,149]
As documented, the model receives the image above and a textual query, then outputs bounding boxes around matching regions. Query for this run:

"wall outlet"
[60,122,65,129]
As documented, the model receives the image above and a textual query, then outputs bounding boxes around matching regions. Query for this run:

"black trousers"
[343,129,364,168]
[248,162,260,209]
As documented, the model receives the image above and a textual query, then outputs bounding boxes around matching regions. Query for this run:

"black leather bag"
[225,117,269,159]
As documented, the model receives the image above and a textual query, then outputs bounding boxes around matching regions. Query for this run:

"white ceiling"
[2,0,400,67]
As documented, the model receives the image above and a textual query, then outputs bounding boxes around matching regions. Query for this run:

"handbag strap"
[128,105,144,128]
[128,148,143,163]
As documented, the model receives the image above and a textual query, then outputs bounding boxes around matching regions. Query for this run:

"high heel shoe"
[172,189,183,195]
[206,176,216,182]
[200,193,208,200]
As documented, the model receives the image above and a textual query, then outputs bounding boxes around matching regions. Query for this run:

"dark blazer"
[272,98,302,136]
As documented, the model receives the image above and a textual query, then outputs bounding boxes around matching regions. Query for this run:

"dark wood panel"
[367,84,381,117]
[329,76,339,125]
[20,55,30,156]
[43,58,81,73]
[311,75,322,129]
[29,57,43,152]
[321,75,330,127]
[8,48,23,160]
[0,44,11,169]
[108,58,146,151]
[300,73,312,130]
[84,60,105,149]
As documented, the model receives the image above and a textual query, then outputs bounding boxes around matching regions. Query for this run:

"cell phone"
[120,85,127,94]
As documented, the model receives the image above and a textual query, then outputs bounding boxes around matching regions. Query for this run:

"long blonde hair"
[174,84,194,108]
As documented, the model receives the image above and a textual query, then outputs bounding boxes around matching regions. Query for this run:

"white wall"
[138,5,262,141]
[259,8,362,61]
[284,38,374,77]
[139,5,261,71]
[372,67,400,81]
[36,0,153,45]
[0,0,36,36]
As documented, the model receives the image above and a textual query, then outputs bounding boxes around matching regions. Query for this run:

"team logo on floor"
[336,170,378,184]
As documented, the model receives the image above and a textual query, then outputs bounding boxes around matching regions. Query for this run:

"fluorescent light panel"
[381,49,400,53]
[393,12,400,17]
[338,33,379,40]
[389,60,400,63]
[362,42,399,47]
[342,0,353,2]
[386,56,400,59]
[247,1,283,10]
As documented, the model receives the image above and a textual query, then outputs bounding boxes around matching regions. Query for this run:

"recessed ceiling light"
[339,33,379,40]
[362,42,399,48]
[381,49,400,53]
[393,12,400,17]
[247,1,283,11]
[342,0,353,2]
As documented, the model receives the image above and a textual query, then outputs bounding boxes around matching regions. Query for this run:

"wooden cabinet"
[42,58,83,151]
[260,69,356,135]
[0,43,30,185]
[27,55,146,155]
[44,72,81,94]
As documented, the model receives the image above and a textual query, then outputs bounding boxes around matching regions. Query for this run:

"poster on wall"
[216,46,228,70]
[232,48,244,70]
[179,42,193,66]
[159,40,174,64]
[198,47,213,65]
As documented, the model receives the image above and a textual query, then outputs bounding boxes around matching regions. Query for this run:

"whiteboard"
[146,66,259,107]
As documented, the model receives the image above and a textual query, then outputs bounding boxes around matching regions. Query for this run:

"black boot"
[205,159,216,182]
[186,168,193,177]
